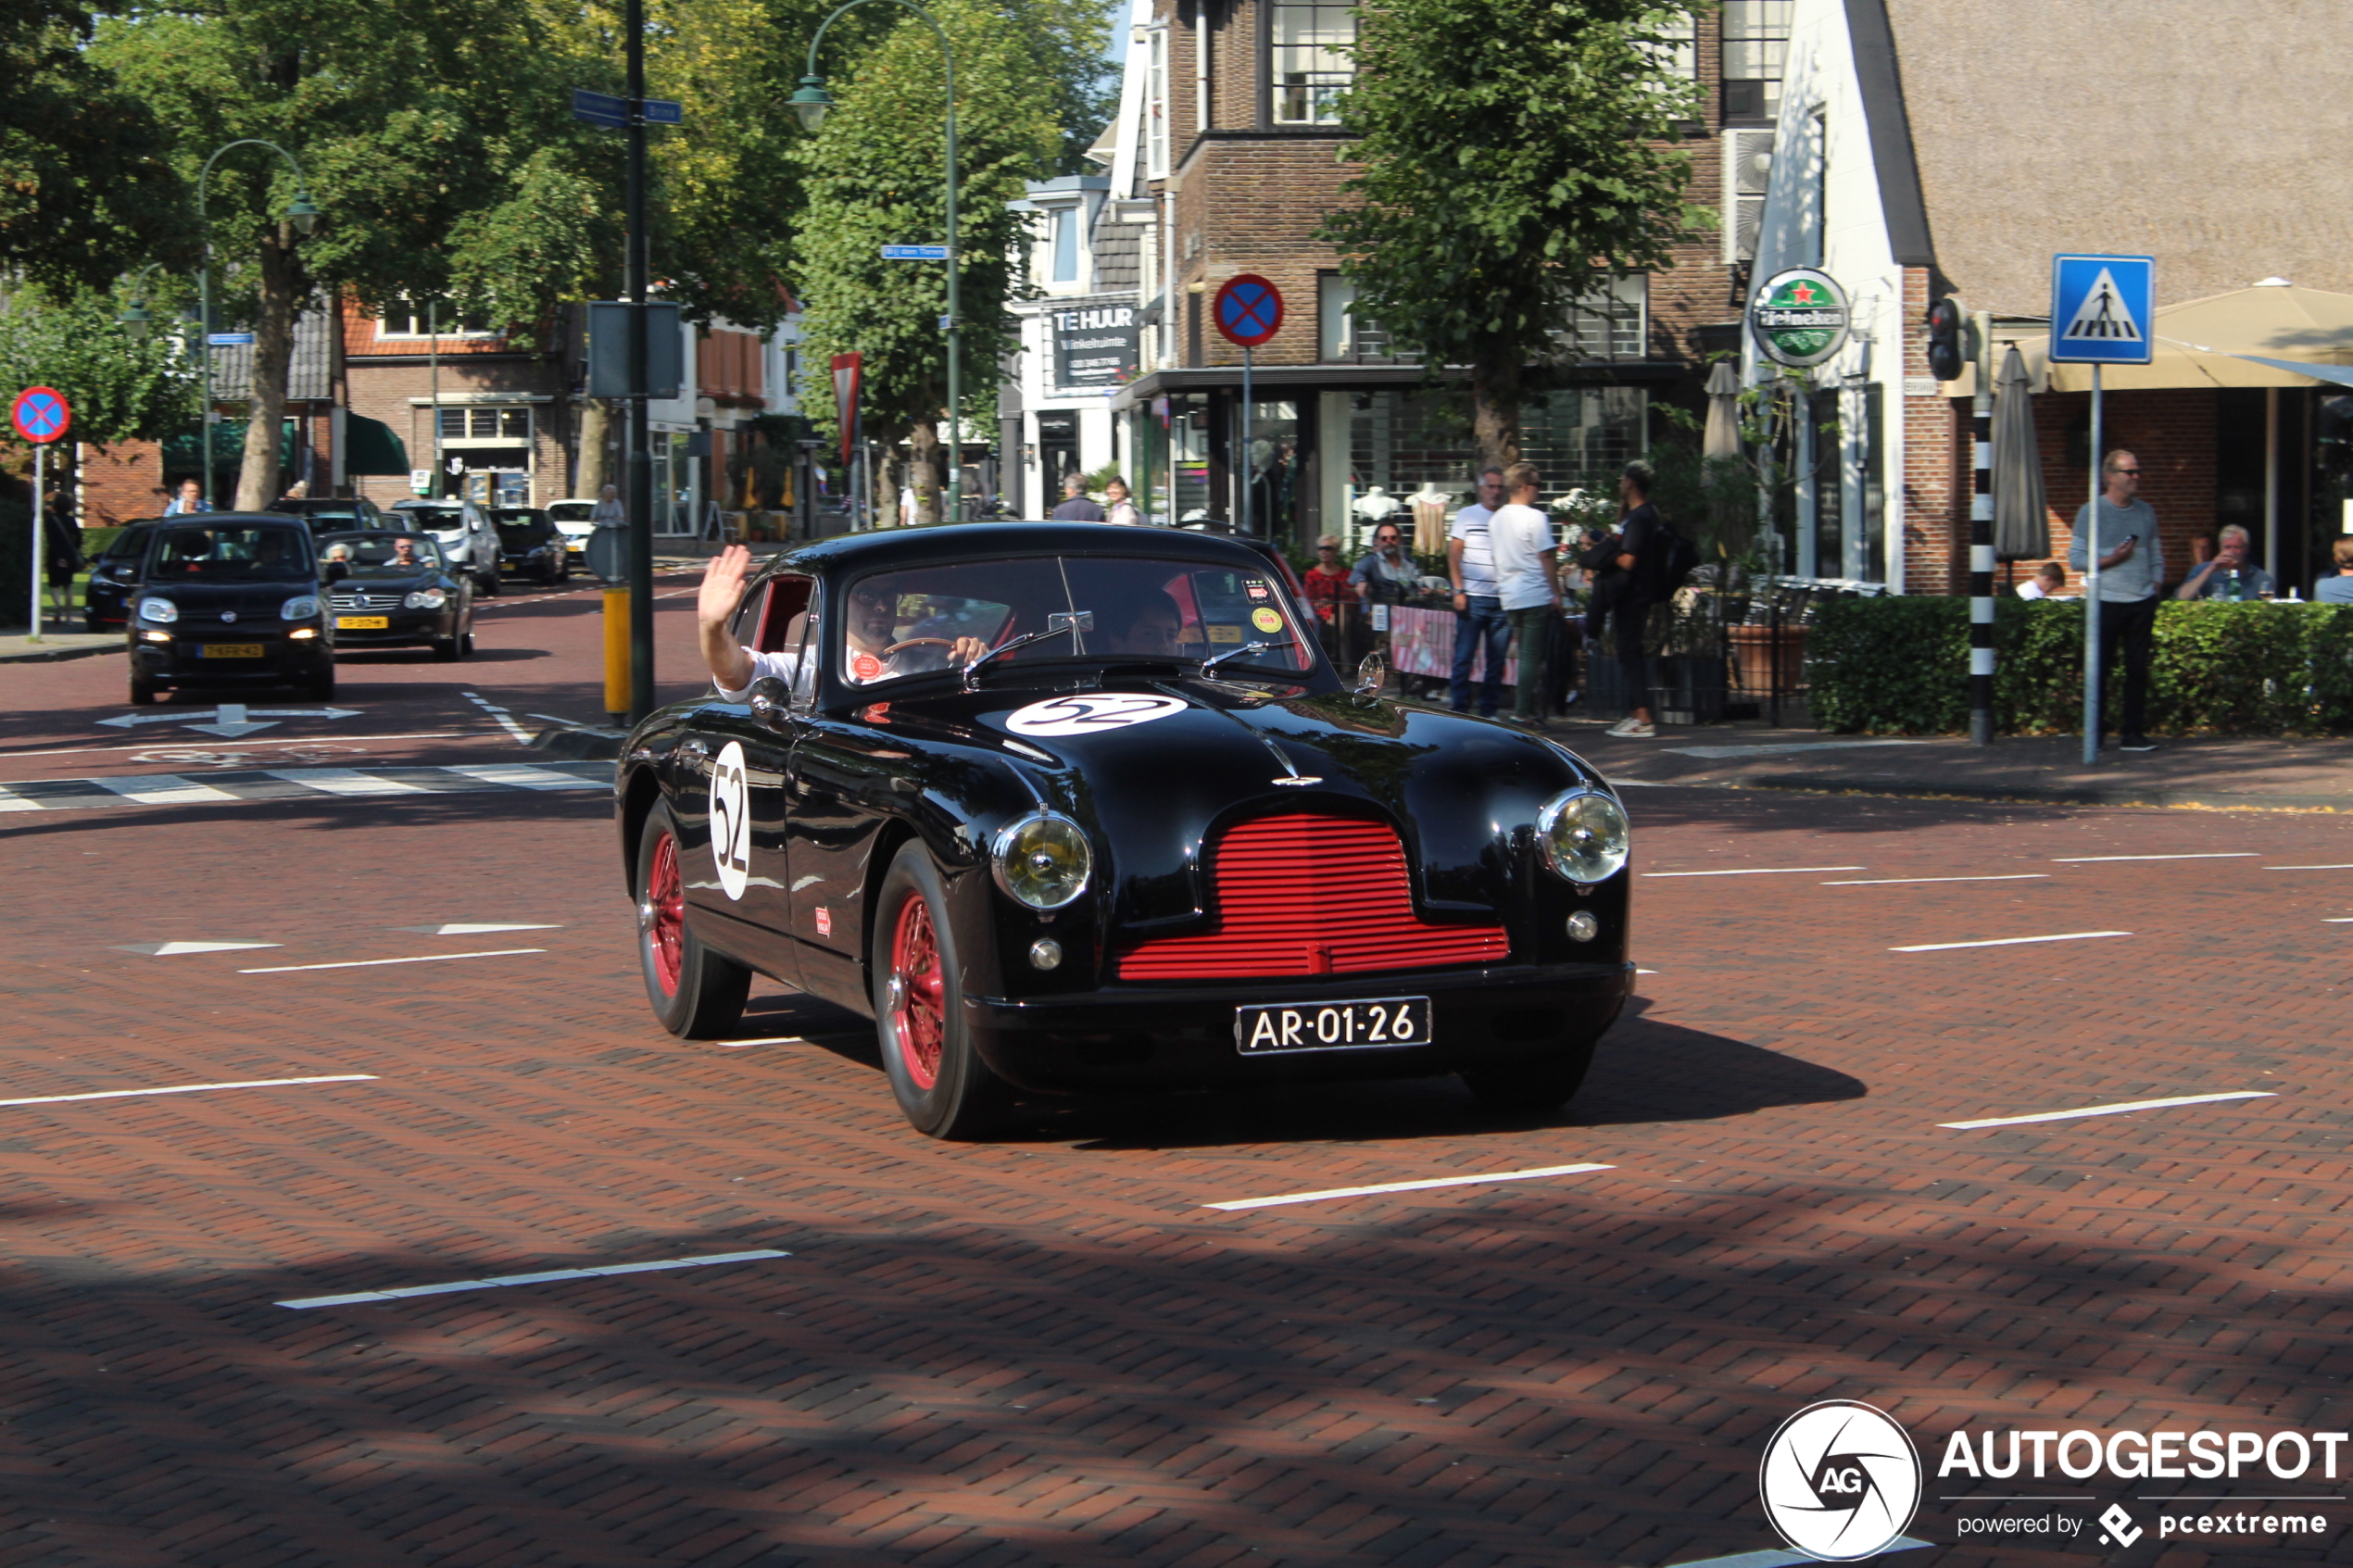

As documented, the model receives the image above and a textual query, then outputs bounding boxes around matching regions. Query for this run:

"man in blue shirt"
[2318,537,2353,603]
[2175,524,2273,600]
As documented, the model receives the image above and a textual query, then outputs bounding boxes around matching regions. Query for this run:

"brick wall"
[79,443,173,527]
[346,358,568,510]
[1899,265,1959,592]
[2030,388,2217,591]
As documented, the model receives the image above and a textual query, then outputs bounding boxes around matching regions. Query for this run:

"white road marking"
[0,733,470,760]
[0,1074,375,1109]
[461,692,535,745]
[393,922,563,935]
[1893,930,2130,953]
[717,1035,808,1048]
[1635,968,1659,974]
[94,774,241,805]
[240,947,546,973]
[2268,864,2353,872]
[1940,1090,2275,1131]
[445,762,590,790]
[2326,918,2353,923]
[1205,1162,1614,1212]
[1643,866,1865,878]
[110,940,282,956]
[1824,873,2050,885]
[274,1248,792,1310]
[0,795,42,812]
[268,768,428,796]
[2051,852,2260,863]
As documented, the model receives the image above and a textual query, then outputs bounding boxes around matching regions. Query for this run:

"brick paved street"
[5,626,2353,1564]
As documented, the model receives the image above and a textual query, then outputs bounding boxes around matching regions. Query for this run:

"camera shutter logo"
[1758,1399,1920,1562]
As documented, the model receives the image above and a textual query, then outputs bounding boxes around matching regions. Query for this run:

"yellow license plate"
[1206,623,1244,644]
[199,644,265,659]
[336,616,389,630]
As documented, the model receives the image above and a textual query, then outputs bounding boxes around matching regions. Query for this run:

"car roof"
[768,521,1284,578]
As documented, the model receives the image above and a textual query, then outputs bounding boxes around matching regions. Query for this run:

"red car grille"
[1113,813,1510,981]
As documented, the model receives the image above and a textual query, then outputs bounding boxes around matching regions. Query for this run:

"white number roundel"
[708,739,750,901]
[1004,695,1189,736]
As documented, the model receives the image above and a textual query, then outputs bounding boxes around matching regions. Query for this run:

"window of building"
[1146,25,1169,178]
[1650,10,1696,81]
[1557,274,1648,362]
[1720,0,1791,123]
[377,296,495,339]
[437,407,533,442]
[1317,272,1407,363]
[1272,1,1354,126]
[1050,208,1079,283]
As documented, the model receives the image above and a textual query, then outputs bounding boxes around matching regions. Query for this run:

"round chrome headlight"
[991,812,1092,909]
[135,596,178,624]
[1537,788,1630,884]
[280,595,321,621]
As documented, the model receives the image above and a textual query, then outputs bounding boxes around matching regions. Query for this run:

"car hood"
[857,675,1604,921]
[138,578,317,620]
[334,570,443,593]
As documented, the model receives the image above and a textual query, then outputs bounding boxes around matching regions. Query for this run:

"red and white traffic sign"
[1213,275,1284,349]
[11,386,69,445]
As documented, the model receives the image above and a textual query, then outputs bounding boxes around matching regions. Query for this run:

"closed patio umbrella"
[1704,360,1742,461]
[1992,345,2047,562]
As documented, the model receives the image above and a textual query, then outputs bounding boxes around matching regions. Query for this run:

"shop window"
[1272,1,1353,125]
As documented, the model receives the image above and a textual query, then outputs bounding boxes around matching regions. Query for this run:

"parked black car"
[490,508,569,585]
[83,517,162,632]
[128,515,334,703]
[613,522,1634,1138]
[268,496,390,536]
[317,531,474,659]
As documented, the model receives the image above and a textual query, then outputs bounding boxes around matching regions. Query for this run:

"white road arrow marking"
[109,941,283,956]
[96,704,359,737]
[393,923,563,935]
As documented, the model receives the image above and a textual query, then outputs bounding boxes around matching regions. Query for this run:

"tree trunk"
[575,398,613,498]
[235,231,299,511]
[908,418,941,525]
[1469,349,1522,471]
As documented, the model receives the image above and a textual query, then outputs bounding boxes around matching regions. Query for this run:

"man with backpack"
[1604,459,1688,738]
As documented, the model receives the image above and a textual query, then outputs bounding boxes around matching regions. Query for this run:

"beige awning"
[1978,283,2353,393]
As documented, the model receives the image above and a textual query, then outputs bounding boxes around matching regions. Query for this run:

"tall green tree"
[0,284,197,446]
[1318,0,1705,466]
[793,0,1109,522]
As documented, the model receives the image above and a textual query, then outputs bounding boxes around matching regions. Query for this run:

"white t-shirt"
[718,640,962,700]
[1488,502,1557,610]
[1450,503,1500,597]
[2015,580,2048,599]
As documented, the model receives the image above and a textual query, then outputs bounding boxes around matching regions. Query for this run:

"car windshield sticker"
[1251,607,1284,634]
[1245,582,1272,601]
[849,650,885,683]
[1005,695,1190,736]
[708,739,750,900]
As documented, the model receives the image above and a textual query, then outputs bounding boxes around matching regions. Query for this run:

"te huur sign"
[1052,304,1139,390]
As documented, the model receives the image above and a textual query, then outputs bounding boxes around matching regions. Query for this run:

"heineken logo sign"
[1749,268,1852,367]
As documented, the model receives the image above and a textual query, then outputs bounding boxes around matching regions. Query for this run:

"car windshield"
[837,555,1316,688]
[286,508,371,529]
[493,512,549,545]
[398,508,463,531]
[145,523,314,582]
[546,502,594,524]
[321,532,444,572]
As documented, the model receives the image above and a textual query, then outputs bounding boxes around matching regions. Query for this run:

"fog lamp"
[1566,911,1599,943]
[1028,937,1063,971]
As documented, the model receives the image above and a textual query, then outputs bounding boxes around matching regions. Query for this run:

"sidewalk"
[0,630,120,663]
[1556,718,2353,809]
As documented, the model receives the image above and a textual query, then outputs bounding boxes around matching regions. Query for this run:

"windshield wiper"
[1199,637,1296,676]
[962,610,1094,690]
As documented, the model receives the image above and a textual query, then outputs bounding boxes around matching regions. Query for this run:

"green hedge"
[1807,596,2353,736]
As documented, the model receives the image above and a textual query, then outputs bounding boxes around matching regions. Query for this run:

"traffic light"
[1925,297,1965,382]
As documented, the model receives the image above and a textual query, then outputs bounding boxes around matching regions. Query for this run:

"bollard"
[603,586,631,726]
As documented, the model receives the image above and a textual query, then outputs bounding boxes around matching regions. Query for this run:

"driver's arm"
[697,545,758,694]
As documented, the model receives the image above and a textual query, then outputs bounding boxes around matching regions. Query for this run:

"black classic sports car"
[317,531,475,659]
[614,523,1633,1138]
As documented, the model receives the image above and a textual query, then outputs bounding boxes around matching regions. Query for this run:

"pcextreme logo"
[1758,1400,1923,1562]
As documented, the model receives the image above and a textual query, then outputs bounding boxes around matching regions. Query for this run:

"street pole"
[1969,311,1994,746]
[2082,363,2104,766]
[429,297,440,496]
[625,0,656,724]
[28,442,43,641]
[1239,348,1253,537]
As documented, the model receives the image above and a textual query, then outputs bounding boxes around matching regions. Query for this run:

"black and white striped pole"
[1969,309,1994,746]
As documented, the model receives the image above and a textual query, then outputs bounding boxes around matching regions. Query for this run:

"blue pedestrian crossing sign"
[2049,254,2154,365]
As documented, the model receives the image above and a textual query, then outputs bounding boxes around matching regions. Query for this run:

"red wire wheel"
[888,895,946,1090]
[644,829,685,997]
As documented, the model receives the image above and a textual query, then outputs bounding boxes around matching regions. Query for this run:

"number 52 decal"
[708,739,750,900]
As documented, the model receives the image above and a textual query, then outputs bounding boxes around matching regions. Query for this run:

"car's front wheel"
[635,805,750,1037]
[872,840,1011,1139]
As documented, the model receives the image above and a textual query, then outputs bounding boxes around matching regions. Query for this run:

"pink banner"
[1388,604,1518,685]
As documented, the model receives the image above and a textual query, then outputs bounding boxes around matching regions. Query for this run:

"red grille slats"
[1112,813,1510,981]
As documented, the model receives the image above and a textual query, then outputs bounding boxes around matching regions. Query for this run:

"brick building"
[1750,0,2353,596]
[1086,0,1790,542]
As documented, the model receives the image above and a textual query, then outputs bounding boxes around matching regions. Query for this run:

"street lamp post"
[195,140,321,509]
[792,0,962,523]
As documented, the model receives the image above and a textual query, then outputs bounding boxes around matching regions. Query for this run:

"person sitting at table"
[2175,524,2273,599]
[2317,536,2353,604]
[2015,561,2068,599]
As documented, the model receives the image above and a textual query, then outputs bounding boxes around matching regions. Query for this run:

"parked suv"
[390,497,501,595]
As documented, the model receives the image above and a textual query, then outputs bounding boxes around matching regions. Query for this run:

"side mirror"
[747,674,794,731]
[1353,652,1387,699]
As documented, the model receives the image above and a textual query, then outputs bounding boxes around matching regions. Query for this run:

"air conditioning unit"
[1722,129,1776,265]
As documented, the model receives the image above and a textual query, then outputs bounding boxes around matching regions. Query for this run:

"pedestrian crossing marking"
[0,759,610,813]
[2060,266,2144,343]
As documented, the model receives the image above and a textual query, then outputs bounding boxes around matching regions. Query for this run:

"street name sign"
[2049,255,2154,365]
[643,99,684,125]
[207,332,256,347]
[1214,274,1284,348]
[12,386,69,444]
[1748,269,1851,368]
[572,88,627,128]
[881,245,950,261]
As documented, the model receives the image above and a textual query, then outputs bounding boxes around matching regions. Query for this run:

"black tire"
[306,666,336,700]
[477,571,499,597]
[460,630,475,657]
[432,635,459,661]
[1460,1038,1598,1117]
[871,840,1012,1139]
[128,672,158,706]
[635,805,751,1037]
